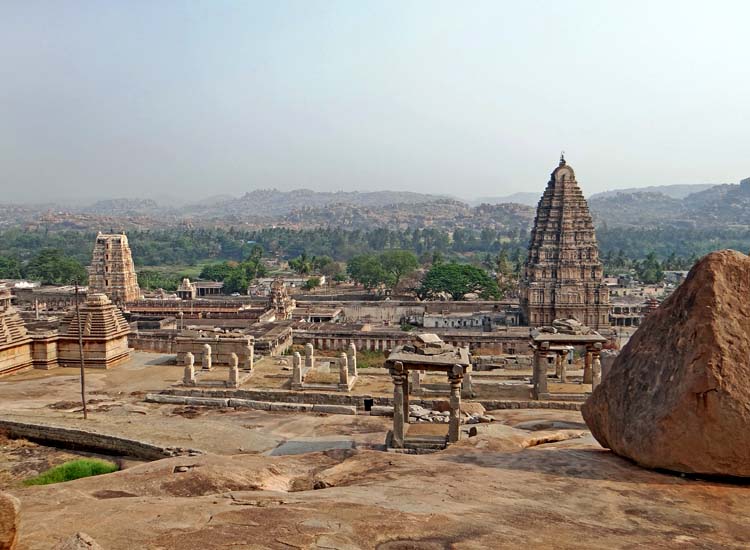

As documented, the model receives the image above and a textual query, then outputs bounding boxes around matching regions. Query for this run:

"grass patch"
[23,458,119,486]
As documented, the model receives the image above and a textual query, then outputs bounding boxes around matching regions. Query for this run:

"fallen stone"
[52,532,103,550]
[312,404,357,415]
[227,398,272,410]
[460,402,486,415]
[369,406,393,417]
[268,402,314,412]
[0,492,19,550]
[583,250,750,477]
[145,394,188,405]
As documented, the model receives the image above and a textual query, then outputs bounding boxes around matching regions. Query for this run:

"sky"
[1,1,749,204]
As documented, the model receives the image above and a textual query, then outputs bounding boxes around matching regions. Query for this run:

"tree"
[303,276,321,290]
[0,255,22,279]
[347,254,390,291]
[200,262,235,281]
[418,262,500,300]
[289,252,313,275]
[635,252,664,284]
[241,244,267,280]
[494,249,517,298]
[379,250,418,289]
[223,270,248,294]
[24,249,87,284]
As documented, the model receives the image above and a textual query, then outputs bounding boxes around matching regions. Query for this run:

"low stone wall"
[0,420,202,460]
[129,331,177,354]
[157,388,581,411]
[145,394,358,415]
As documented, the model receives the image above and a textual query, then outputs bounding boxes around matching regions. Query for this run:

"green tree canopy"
[418,262,500,301]
[24,249,87,285]
[379,250,418,289]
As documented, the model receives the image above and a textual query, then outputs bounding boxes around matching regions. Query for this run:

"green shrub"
[24,459,119,486]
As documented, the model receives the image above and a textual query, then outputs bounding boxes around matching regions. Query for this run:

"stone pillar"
[304,343,314,368]
[592,354,602,391]
[390,362,406,448]
[462,372,473,397]
[532,348,548,399]
[292,352,303,386]
[183,352,195,386]
[555,354,563,378]
[583,351,593,384]
[448,365,463,444]
[339,353,349,387]
[228,352,240,388]
[202,343,212,371]
[410,369,422,395]
[347,343,357,377]
[244,343,254,371]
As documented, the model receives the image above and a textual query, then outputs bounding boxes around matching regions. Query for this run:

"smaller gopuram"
[88,232,141,304]
[269,278,295,320]
[57,293,132,368]
[0,285,33,376]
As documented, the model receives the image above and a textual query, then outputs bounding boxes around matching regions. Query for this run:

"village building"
[520,156,610,329]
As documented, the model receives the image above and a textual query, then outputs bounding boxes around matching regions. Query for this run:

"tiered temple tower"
[88,232,141,304]
[520,156,610,329]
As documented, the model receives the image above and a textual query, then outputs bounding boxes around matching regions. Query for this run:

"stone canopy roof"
[59,293,131,340]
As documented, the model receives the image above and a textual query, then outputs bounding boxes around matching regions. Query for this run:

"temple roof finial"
[559,151,566,166]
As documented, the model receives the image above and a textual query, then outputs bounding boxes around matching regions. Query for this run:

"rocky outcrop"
[583,250,750,476]
[0,492,20,550]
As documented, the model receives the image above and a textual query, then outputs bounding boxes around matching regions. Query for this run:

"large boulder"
[583,250,750,476]
[0,492,20,550]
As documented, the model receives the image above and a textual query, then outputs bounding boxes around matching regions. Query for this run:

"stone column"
[339,353,349,387]
[390,362,406,448]
[183,352,195,386]
[304,343,314,368]
[201,344,212,371]
[228,352,240,388]
[448,365,463,444]
[244,343,254,371]
[560,352,568,383]
[292,352,303,386]
[347,343,358,377]
[462,372,473,397]
[583,351,593,384]
[532,348,548,399]
[410,369,422,395]
[591,354,602,391]
[555,354,562,378]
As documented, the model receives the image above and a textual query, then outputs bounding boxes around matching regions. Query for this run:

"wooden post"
[74,282,88,420]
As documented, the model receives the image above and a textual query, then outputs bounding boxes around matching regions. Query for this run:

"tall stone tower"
[520,156,610,329]
[88,232,141,305]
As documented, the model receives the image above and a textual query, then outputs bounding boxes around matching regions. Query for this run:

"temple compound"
[386,334,471,451]
[520,156,610,329]
[88,232,141,304]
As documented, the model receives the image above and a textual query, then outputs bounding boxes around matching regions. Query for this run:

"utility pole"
[74,281,88,419]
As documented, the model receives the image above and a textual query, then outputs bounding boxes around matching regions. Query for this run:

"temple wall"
[175,336,254,369]
[57,336,131,369]
[0,342,33,376]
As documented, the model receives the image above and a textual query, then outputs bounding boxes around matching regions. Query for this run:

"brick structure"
[88,232,141,304]
[520,156,610,329]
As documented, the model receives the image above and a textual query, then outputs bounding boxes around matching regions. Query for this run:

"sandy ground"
[3,353,750,549]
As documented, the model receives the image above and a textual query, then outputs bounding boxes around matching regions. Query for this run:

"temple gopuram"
[520,156,610,329]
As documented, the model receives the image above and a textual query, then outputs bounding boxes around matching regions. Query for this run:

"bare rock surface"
[0,491,19,550]
[52,532,102,550]
[583,250,750,476]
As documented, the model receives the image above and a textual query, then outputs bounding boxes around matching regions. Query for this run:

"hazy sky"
[2,1,748,203]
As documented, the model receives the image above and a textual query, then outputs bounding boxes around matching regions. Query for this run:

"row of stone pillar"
[183,348,241,388]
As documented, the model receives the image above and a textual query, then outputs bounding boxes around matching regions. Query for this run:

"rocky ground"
[2,354,750,548]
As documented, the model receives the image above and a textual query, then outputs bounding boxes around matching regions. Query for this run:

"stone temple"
[520,156,610,329]
[88,232,141,304]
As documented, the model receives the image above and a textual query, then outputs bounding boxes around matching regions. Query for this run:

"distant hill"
[472,192,541,207]
[590,184,718,201]
[181,188,456,220]
[79,198,163,216]
[590,178,750,228]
